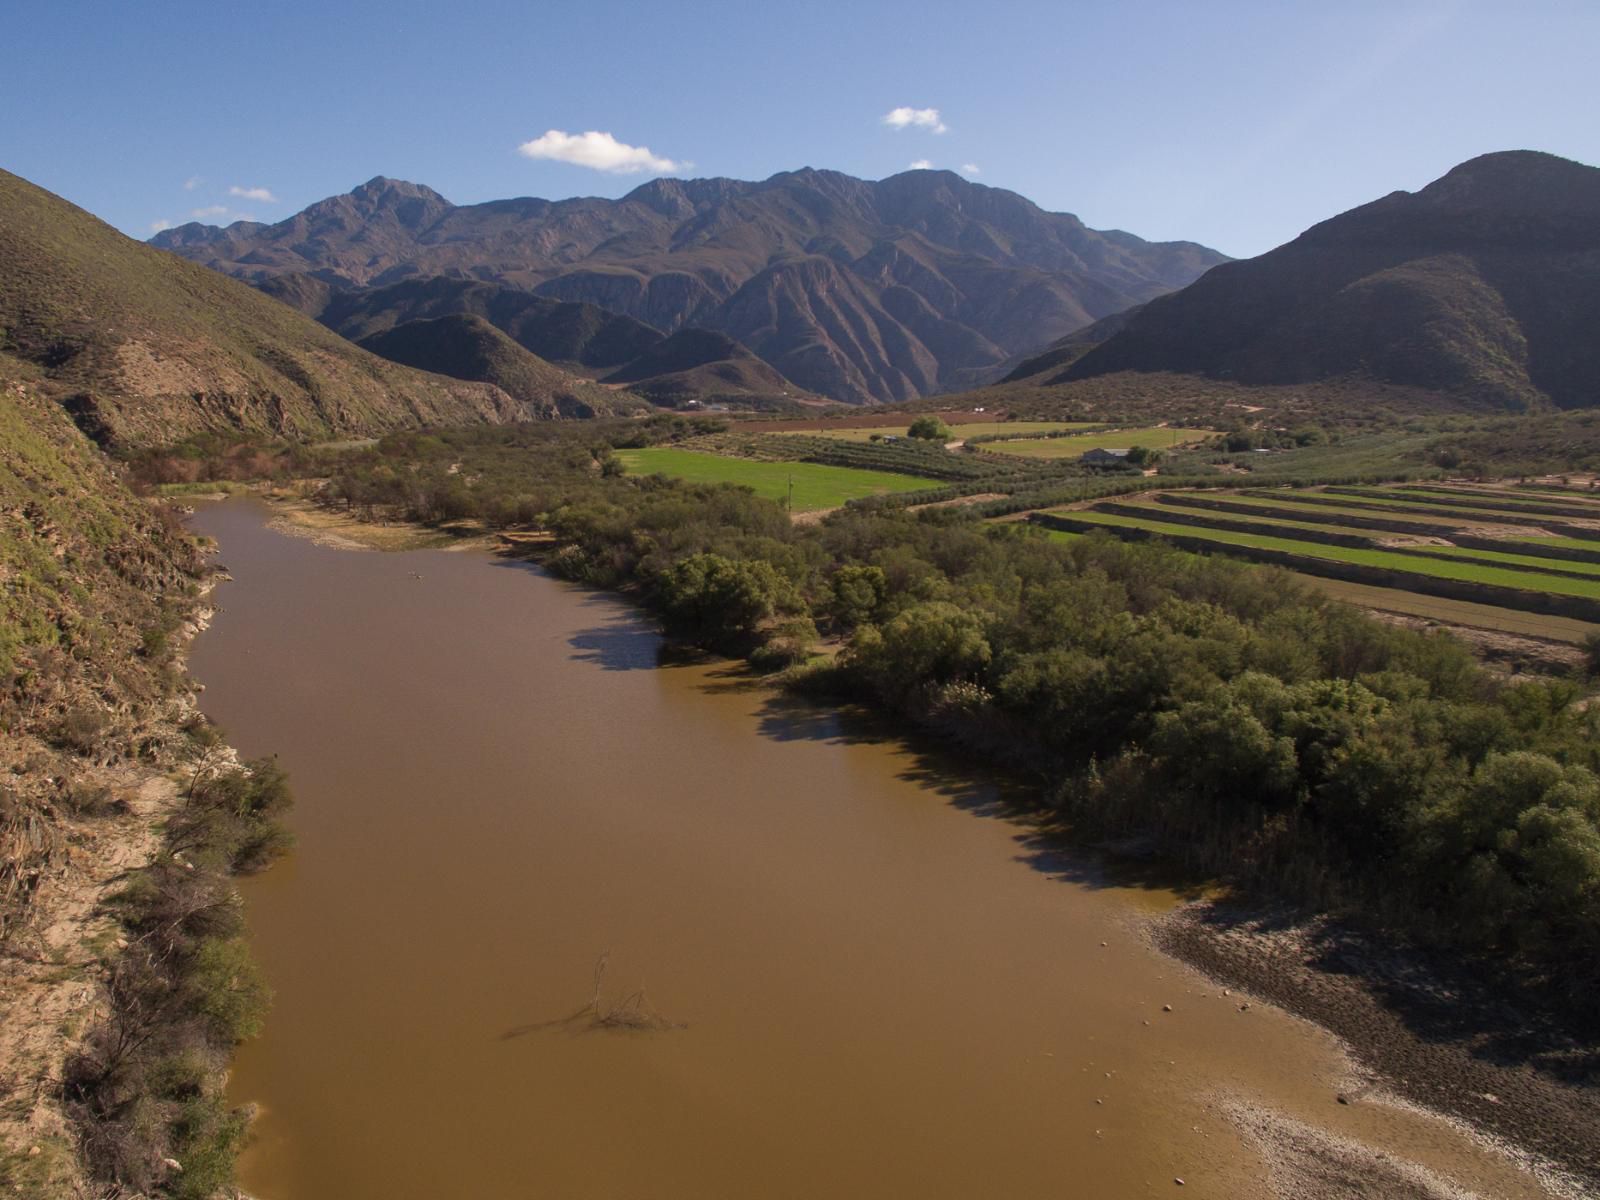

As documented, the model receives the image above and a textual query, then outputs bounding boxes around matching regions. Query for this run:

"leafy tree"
[907,416,953,442]
[848,601,991,702]
[827,564,888,629]
[657,552,795,639]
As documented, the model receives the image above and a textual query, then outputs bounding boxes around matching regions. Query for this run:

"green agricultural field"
[1144,496,1600,578]
[1164,492,1600,563]
[1397,485,1600,513]
[1343,486,1600,519]
[1225,492,1523,528]
[1400,542,1600,578]
[1293,578,1600,644]
[979,427,1215,458]
[615,448,940,511]
[1049,510,1600,599]
[775,421,1100,443]
[1261,489,1597,531]
[1123,498,1372,539]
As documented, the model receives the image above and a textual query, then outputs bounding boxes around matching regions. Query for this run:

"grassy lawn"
[775,420,1101,442]
[978,427,1215,458]
[1050,510,1600,598]
[616,448,940,511]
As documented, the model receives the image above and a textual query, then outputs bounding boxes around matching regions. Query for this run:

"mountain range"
[152,169,1229,405]
[1011,150,1600,412]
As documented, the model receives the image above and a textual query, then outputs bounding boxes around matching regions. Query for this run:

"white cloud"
[191,205,229,218]
[149,218,173,233]
[517,129,684,174]
[182,176,202,191]
[909,159,934,170]
[960,163,981,176]
[883,106,947,134]
[229,185,278,203]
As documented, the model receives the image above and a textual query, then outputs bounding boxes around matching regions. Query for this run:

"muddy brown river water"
[186,499,1558,1199]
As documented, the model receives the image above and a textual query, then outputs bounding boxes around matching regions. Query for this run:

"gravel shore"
[1156,902,1600,1198]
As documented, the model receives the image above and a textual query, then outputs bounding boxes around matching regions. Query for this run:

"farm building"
[1080,447,1131,464]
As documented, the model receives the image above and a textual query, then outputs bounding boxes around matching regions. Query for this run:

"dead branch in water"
[501,952,684,1038]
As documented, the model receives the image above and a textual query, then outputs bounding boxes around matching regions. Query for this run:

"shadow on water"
[742,686,1198,900]
[567,614,668,672]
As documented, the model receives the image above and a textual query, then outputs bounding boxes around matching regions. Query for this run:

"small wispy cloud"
[182,176,202,191]
[517,129,685,174]
[960,163,981,176]
[883,106,947,134]
[909,159,934,170]
[149,218,173,233]
[229,185,278,203]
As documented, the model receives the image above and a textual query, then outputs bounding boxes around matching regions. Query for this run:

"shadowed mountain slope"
[264,274,666,371]
[598,327,798,403]
[0,169,521,445]
[153,169,1228,404]
[1056,151,1600,412]
[354,315,643,418]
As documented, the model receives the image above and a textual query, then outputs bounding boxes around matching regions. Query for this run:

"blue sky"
[5,0,1596,258]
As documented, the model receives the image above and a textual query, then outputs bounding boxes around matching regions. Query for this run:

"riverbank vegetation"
[0,378,284,1198]
[64,756,291,1199]
[278,421,1600,1011]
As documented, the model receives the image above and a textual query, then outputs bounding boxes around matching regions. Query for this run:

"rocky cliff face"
[153,168,1228,404]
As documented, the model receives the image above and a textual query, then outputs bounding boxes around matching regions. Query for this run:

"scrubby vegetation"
[1,380,204,916]
[64,758,291,1199]
[1,376,285,1198]
[301,421,1600,1006]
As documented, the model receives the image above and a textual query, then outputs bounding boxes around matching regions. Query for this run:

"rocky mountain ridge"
[153,168,1228,404]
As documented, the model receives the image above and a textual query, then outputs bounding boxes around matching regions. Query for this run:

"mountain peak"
[351,176,450,204]
[1412,150,1600,215]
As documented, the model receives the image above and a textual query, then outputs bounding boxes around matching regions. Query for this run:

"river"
[186,498,1552,1199]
